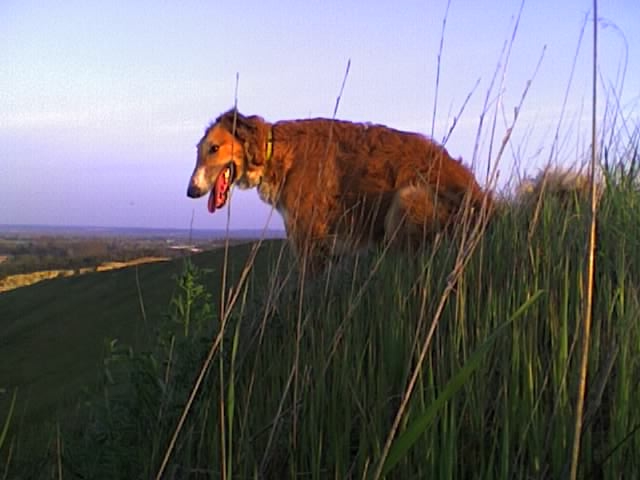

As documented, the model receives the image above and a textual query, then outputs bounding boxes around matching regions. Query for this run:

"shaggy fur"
[514,166,602,206]
[187,109,492,274]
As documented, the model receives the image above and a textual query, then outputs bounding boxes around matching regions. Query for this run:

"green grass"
[2,159,640,479]
[4,167,639,478]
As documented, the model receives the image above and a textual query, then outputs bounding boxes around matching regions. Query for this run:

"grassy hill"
[0,240,286,432]
[2,176,640,478]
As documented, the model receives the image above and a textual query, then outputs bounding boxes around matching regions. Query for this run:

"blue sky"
[1,0,638,230]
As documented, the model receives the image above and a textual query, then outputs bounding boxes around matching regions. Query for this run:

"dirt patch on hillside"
[0,257,170,293]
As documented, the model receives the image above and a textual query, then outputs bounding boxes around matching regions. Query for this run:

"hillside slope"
[0,239,286,428]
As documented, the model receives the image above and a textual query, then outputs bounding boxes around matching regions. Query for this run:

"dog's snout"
[187,183,204,198]
[187,166,210,198]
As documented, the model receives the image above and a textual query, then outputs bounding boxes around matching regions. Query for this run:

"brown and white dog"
[187,109,492,274]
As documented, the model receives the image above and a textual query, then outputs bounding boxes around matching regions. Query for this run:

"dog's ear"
[244,116,268,166]
[217,109,256,140]
[216,110,266,165]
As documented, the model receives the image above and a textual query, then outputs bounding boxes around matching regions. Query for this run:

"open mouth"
[207,162,236,213]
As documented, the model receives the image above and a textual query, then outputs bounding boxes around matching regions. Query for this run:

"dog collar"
[265,127,273,163]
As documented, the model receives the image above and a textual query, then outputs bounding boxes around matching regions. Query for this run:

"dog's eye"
[208,145,219,155]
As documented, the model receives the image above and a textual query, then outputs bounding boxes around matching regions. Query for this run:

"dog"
[187,109,492,274]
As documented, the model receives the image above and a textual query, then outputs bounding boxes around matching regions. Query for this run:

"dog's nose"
[187,184,203,198]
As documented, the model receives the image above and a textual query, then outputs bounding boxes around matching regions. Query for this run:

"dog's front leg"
[289,236,326,278]
[286,227,332,278]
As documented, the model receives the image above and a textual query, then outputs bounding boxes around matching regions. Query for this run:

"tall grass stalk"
[569,1,599,478]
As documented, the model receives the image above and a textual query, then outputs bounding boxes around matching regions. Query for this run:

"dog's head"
[187,109,271,213]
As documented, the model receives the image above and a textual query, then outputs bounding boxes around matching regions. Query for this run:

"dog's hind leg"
[384,185,450,250]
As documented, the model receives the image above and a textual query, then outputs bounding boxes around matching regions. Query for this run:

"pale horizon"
[1,0,638,231]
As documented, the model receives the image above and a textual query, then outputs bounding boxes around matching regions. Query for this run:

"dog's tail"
[513,165,603,206]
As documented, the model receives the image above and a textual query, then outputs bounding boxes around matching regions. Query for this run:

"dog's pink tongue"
[207,167,231,213]
[207,189,217,213]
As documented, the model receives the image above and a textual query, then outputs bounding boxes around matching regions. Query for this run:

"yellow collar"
[265,127,273,163]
